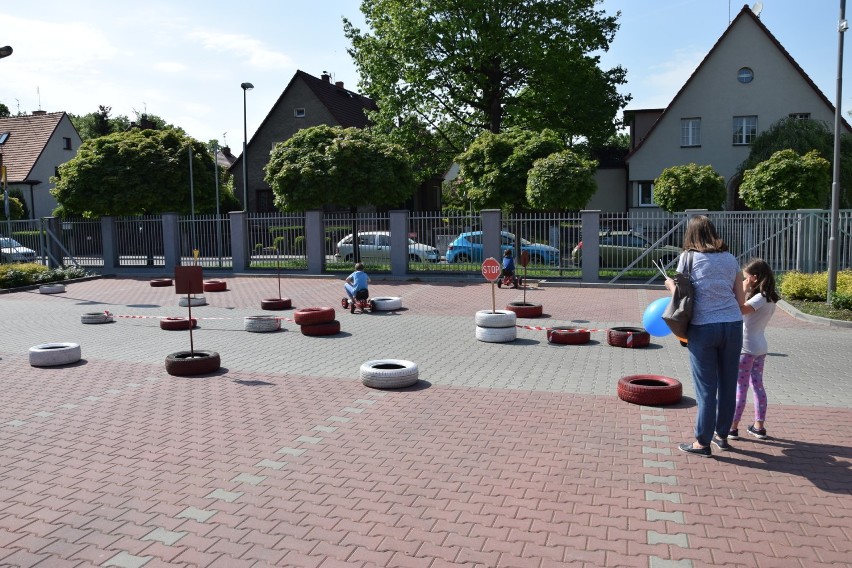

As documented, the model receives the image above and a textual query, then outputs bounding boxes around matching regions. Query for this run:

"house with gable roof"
[623,4,851,214]
[232,70,380,213]
[0,110,81,220]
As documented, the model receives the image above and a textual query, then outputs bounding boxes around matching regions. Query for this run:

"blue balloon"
[643,297,672,337]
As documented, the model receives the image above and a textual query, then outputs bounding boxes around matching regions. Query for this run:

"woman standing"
[666,215,745,457]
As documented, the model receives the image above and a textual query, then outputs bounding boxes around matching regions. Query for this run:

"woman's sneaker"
[728,429,739,440]
[747,424,768,439]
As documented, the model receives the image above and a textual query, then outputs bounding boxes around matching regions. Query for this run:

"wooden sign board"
[174,266,204,294]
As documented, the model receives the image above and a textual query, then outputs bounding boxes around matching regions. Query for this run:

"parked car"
[334,231,441,263]
[571,230,681,268]
[0,237,37,263]
[445,231,560,265]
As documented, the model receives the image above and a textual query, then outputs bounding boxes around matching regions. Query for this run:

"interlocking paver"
[0,277,849,567]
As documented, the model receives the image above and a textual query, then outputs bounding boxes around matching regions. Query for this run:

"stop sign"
[481,257,501,282]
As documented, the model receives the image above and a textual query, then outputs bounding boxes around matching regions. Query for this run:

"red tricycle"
[496,272,523,289]
[341,289,375,313]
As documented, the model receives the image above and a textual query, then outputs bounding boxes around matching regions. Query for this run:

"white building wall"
[26,115,81,219]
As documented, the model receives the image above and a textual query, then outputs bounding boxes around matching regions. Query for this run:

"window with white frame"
[638,181,654,207]
[681,118,701,147]
[732,115,757,145]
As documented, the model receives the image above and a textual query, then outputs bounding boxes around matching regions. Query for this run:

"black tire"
[617,375,682,406]
[300,320,341,336]
[350,301,356,314]
[496,279,502,288]
[456,254,470,263]
[369,300,377,311]
[606,326,651,348]
[344,254,354,262]
[160,317,198,330]
[149,278,173,287]
[341,297,349,309]
[165,350,221,376]
[261,298,291,310]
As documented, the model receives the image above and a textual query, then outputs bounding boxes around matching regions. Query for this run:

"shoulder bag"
[662,251,694,338]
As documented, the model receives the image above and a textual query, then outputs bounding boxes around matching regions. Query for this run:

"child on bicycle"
[501,249,515,279]
[344,262,371,300]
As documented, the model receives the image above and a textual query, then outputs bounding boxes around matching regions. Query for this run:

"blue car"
[445,231,560,265]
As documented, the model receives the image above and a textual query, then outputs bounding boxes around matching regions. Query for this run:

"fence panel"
[1,219,45,265]
[114,215,165,267]
[408,211,477,273]
[324,211,390,272]
[178,215,232,268]
[246,212,308,271]
[504,212,580,278]
[60,218,103,267]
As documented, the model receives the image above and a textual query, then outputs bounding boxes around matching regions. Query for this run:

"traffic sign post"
[482,257,501,313]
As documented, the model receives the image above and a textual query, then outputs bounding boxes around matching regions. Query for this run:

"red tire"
[203,280,227,292]
[149,278,173,287]
[547,327,590,345]
[160,317,198,330]
[505,302,543,318]
[300,320,341,336]
[606,326,650,348]
[294,306,335,326]
[261,297,292,310]
[617,375,682,406]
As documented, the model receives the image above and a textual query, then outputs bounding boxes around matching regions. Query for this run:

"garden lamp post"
[828,0,847,302]
[240,82,253,212]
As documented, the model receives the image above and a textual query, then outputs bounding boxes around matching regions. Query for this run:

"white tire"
[80,312,113,324]
[371,297,402,311]
[29,342,81,366]
[475,325,517,343]
[244,315,281,332]
[178,296,207,307]
[474,309,517,328]
[360,359,419,389]
[38,283,66,294]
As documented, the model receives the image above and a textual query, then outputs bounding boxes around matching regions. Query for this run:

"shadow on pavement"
[717,437,852,493]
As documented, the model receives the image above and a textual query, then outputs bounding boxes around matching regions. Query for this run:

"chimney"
[32,110,47,116]
[335,81,344,89]
[321,72,331,83]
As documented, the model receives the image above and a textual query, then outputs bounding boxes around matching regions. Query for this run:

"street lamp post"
[240,82,254,212]
[828,0,847,302]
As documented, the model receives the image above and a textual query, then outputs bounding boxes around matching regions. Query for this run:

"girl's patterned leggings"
[733,353,767,424]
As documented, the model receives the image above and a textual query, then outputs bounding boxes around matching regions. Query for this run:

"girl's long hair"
[743,258,779,302]
[682,215,728,253]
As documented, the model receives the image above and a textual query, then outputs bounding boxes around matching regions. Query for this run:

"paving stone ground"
[0,276,849,567]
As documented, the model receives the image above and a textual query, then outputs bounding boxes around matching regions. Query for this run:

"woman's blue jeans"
[687,321,743,446]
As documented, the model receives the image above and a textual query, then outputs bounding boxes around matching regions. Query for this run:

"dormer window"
[294,108,305,118]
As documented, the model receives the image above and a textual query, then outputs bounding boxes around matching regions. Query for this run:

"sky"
[1,1,851,150]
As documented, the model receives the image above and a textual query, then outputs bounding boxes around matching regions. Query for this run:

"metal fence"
[4,209,851,279]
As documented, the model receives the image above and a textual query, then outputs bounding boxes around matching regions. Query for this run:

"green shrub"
[779,269,852,301]
[293,235,306,253]
[0,263,89,289]
[272,236,285,252]
[830,291,852,310]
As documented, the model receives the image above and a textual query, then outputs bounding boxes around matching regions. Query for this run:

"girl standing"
[729,258,778,440]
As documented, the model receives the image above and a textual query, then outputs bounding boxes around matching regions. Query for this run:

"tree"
[344,0,629,150]
[653,164,726,213]
[265,125,416,262]
[51,129,217,216]
[739,116,852,207]
[69,106,131,141]
[739,149,831,210]
[526,150,597,211]
[0,102,10,118]
[0,195,25,220]
[453,129,564,212]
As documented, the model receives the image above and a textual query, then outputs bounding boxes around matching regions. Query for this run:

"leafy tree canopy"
[344,0,629,154]
[653,163,726,213]
[0,102,10,118]
[450,128,564,212]
[739,149,831,210]
[264,125,416,211]
[51,129,217,216]
[0,195,25,220]
[526,150,598,211]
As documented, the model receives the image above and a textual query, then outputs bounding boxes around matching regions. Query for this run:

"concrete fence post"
[230,211,248,272]
[389,210,409,276]
[580,210,600,283]
[305,210,325,275]
[162,213,181,271]
[100,216,117,274]
[481,209,502,264]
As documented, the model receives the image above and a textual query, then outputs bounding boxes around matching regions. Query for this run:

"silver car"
[334,231,440,263]
[0,237,37,263]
